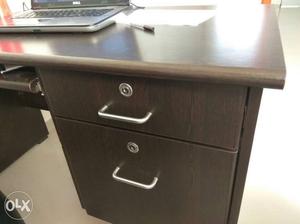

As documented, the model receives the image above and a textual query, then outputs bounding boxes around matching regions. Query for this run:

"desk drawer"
[56,118,237,224]
[40,69,247,150]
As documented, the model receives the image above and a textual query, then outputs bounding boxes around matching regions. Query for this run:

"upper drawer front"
[56,118,237,224]
[40,69,247,150]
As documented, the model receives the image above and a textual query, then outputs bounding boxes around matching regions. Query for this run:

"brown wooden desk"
[0,5,285,224]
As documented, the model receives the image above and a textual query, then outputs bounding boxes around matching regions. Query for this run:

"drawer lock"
[127,142,139,153]
[119,83,133,97]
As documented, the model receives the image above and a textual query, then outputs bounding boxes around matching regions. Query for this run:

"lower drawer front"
[56,118,237,224]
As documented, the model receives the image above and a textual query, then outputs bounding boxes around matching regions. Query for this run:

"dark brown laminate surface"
[39,69,247,150]
[0,5,285,89]
[0,90,48,172]
[56,117,237,224]
[228,88,263,224]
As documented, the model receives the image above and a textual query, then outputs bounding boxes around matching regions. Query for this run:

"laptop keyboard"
[15,8,113,19]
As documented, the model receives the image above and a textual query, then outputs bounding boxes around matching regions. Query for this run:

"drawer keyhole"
[119,83,133,97]
[127,142,139,153]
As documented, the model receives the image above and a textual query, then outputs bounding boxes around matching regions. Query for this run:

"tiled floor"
[0,7,299,224]
[0,121,107,224]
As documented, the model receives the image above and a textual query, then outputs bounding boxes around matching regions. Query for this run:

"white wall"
[283,0,300,5]
[7,0,266,13]
[7,0,30,13]
[273,0,300,5]
[133,0,218,6]
[134,0,262,6]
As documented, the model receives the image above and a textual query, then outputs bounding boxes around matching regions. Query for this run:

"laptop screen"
[32,0,129,9]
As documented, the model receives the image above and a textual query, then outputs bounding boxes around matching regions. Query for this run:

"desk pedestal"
[0,90,48,172]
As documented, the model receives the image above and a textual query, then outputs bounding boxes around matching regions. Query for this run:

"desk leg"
[0,91,48,172]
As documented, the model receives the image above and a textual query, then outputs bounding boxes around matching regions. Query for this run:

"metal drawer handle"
[98,104,152,124]
[112,166,158,190]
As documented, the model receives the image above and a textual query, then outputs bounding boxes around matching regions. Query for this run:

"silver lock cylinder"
[127,142,139,153]
[119,83,133,97]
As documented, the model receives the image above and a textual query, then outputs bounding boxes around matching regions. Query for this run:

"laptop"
[0,0,129,33]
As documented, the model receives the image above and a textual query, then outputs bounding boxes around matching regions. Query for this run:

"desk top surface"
[0,5,285,89]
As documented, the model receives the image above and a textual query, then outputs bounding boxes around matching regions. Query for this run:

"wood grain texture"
[0,89,48,172]
[227,88,263,224]
[0,6,285,89]
[16,92,49,110]
[39,69,247,150]
[56,117,237,224]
